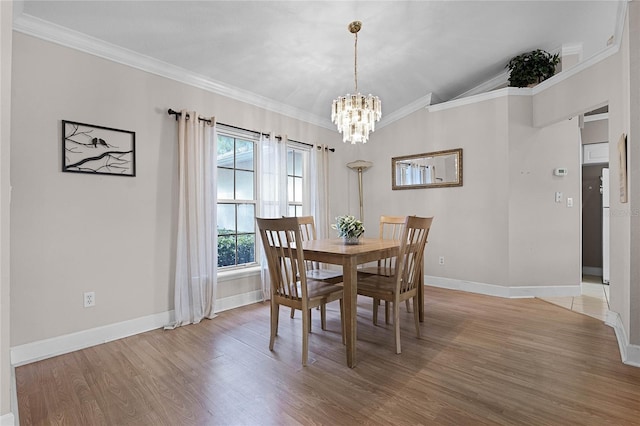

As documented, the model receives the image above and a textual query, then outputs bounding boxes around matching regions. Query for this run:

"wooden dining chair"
[359,215,408,323]
[356,216,433,354]
[290,216,343,323]
[257,217,345,366]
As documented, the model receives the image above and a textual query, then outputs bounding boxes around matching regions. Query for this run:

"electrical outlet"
[439,256,445,265]
[84,291,95,308]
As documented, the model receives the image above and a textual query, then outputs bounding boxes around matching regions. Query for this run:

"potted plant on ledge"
[506,49,560,88]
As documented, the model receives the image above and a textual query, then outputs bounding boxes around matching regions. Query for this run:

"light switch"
[555,192,563,203]
[567,197,573,207]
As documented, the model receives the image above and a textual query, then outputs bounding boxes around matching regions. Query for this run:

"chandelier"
[331,21,381,144]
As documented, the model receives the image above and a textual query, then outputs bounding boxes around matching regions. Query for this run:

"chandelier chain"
[354,31,358,93]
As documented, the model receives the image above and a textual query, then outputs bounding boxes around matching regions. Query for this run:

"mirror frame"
[391,148,463,190]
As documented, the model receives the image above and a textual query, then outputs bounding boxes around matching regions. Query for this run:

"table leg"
[343,257,357,367]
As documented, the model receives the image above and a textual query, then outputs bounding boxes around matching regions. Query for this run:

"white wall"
[0,1,12,421]
[627,2,640,346]
[582,119,609,145]
[334,91,582,297]
[10,33,340,347]
[532,18,633,344]
[507,96,582,288]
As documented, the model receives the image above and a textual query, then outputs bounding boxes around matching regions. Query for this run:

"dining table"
[300,237,425,368]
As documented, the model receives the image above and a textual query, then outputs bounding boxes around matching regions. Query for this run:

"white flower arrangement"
[332,215,365,239]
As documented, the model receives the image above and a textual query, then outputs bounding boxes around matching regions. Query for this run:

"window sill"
[217,265,261,283]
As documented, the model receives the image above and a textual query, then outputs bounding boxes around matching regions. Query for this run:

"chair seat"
[306,280,344,300]
[357,275,397,298]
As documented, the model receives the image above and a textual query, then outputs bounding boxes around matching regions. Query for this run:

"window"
[287,147,305,217]
[216,131,257,268]
[216,128,311,270]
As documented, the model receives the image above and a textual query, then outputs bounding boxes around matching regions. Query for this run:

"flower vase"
[343,236,360,245]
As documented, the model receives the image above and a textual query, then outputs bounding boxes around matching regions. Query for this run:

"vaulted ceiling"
[13,1,624,129]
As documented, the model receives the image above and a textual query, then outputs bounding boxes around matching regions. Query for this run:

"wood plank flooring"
[15,286,640,425]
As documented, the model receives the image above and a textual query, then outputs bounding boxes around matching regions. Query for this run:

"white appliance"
[602,168,610,284]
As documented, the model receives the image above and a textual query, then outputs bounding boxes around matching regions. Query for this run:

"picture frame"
[62,120,136,177]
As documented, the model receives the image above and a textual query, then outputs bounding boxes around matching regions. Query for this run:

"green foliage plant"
[331,215,365,239]
[506,49,560,88]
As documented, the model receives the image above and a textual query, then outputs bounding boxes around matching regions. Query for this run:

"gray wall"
[9,33,340,347]
[333,93,581,295]
[0,0,12,419]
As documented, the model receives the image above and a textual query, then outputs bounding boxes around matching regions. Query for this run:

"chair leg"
[385,301,391,325]
[320,304,327,330]
[394,301,401,354]
[290,307,295,319]
[405,299,412,313]
[413,296,420,338]
[270,301,279,351]
[302,308,310,366]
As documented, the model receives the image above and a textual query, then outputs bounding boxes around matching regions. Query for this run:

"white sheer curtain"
[169,110,217,328]
[310,144,331,239]
[258,133,287,300]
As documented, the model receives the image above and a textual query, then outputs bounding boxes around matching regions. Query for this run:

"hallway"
[539,275,609,321]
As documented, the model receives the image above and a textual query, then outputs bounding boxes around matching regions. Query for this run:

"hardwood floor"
[16,286,640,425]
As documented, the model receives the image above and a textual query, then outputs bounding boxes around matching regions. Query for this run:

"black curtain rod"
[167,108,334,152]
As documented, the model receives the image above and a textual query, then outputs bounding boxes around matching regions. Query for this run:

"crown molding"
[451,69,510,101]
[377,93,433,129]
[12,13,335,130]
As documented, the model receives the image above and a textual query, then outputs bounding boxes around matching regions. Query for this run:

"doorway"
[581,106,609,284]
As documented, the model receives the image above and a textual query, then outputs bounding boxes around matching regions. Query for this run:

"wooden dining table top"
[300,237,400,262]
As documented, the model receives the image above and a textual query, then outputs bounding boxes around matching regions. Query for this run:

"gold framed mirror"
[392,148,463,190]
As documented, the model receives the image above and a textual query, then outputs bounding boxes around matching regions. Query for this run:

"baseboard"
[0,413,15,426]
[425,275,581,298]
[10,310,175,367]
[9,365,18,426]
[215,290,264,313]
[10,289,266,367]
[606,311,640,367]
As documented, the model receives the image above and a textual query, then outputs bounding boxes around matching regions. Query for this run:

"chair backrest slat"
[296,216,321,270]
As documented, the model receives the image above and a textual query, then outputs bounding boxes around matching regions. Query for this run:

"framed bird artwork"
[62,120,136,176]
